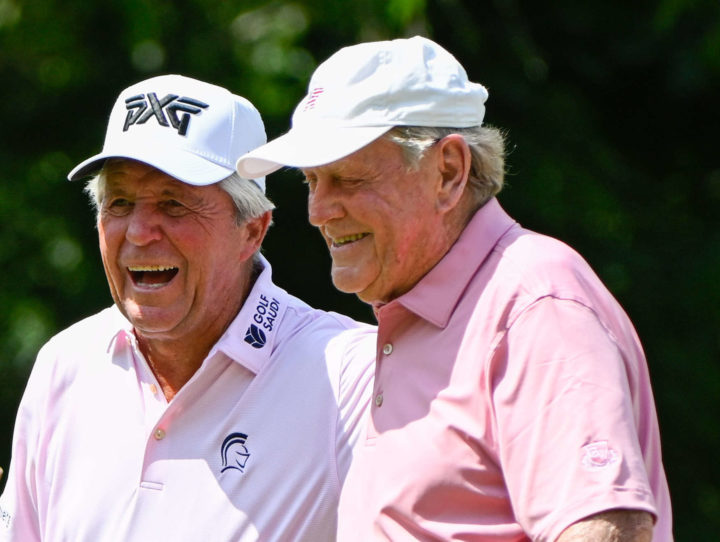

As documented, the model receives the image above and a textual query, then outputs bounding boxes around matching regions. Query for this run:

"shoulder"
[488,227,615,310]
[41,306,126,357]
[254,262,377,349]
[280,292,376,344]
[276,295,376,372]
[18,306,125,415]
[496,228,593,282]
[32,305,126,381]
[459,225,636,347]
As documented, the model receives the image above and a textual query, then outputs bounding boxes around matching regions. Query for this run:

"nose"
[125,203,163,246]
[307,178,344,227]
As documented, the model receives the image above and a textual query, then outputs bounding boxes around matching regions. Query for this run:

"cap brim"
[236,125,392,179]
[67,143,235,186]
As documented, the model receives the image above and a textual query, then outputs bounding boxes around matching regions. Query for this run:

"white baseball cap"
[236,36,488,179]
[68,74,268,192]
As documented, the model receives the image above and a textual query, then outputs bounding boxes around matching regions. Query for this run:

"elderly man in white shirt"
[0,74,375,542]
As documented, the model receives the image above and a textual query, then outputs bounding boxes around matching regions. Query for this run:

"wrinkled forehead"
[99,160,226,211]
[102,158,192,192]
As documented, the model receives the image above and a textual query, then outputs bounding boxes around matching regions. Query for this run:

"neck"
[137,337,211,401]
[444,192,479,247]
[135,260,262,401]
[375,196,477,308]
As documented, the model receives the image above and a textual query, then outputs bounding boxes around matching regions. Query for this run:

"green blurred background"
[0,0,718,538]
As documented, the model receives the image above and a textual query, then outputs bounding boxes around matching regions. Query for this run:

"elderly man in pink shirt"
[237,36,673,541]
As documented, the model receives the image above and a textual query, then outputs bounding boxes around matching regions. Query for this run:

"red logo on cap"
[303,87,325,112]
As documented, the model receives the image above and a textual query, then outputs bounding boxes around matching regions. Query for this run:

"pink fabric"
[337,198,672,541]
[0,256,376,542]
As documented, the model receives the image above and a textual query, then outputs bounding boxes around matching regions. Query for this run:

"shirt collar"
[382,198,517,328]
[105,254,288,375]
[208,254,289,374]
[106,306,135,352]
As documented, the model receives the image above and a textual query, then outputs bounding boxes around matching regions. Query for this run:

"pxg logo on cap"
[123,92,209,136]
[68,74,269,190]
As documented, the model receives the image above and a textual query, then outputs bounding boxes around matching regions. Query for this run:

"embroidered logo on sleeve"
[221,432,251,473]
[581,440,619,471]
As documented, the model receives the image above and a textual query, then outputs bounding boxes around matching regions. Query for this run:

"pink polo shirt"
[0,256,376,542]
[337,198,672,541]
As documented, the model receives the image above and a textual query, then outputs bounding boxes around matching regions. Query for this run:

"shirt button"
[382,343,393,355]
[375,393,384,407]
[149,384,158,395]
[154,428,166,440]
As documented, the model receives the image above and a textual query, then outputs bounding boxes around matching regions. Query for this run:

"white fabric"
[0,257,376,541]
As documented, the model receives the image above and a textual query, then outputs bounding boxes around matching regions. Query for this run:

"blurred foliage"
[0,0,718,538]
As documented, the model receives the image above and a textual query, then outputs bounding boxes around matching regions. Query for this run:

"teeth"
[334,233,369,246]
[128,265,177,272]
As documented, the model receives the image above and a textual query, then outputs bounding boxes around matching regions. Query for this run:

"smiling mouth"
[127,265,179,288]
[332,233,369,247]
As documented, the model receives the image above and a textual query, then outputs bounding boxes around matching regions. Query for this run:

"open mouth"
[332,233,369,247]
[127,265,179,288]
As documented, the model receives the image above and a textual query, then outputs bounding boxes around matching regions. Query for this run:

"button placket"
[375,341,394,408]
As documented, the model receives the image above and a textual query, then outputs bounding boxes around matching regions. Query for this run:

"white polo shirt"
[0,256,376,542]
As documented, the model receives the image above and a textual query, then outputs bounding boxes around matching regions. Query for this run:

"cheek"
[385,214,427,253]
[97,228,113,265]
[195,235,245,278]
[98,218,123,249]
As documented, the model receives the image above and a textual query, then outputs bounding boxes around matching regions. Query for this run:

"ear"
[237,210,272,261]
[434,134,471,214]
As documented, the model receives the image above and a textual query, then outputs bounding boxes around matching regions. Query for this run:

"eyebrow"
[103,182,130,196]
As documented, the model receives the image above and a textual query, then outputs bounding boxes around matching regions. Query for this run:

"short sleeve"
[490,296,657,542]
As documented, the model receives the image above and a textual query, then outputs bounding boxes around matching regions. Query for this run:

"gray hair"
[84,168,275,224]
[384,125,506,210]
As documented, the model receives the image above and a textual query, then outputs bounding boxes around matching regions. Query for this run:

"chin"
[331,275,367,296]
[122,304,175,334]
[334,281,382,305]
[331,266,386,303]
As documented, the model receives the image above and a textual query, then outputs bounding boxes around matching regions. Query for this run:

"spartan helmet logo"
[221,432,251,473]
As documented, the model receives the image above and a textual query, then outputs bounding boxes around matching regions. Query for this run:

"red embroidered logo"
[302,87,325,111]
[581,440,619,471]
